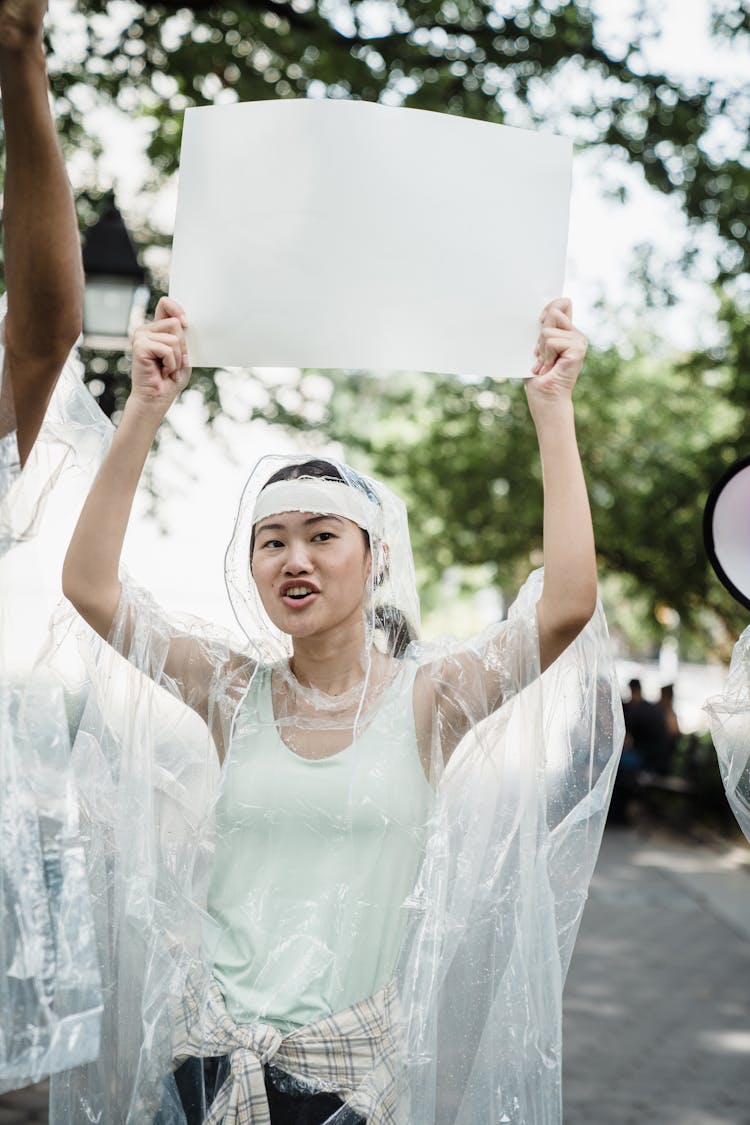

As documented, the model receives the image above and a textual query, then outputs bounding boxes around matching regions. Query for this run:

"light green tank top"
[207,659,434,1030]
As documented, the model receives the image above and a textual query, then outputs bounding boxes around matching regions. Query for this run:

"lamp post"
[82,194,150,350]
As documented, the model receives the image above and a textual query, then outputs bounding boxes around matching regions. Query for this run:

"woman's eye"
[261,539,283,549]
[313,531,335,542]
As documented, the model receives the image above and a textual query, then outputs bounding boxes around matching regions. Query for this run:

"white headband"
[252,478,378,532]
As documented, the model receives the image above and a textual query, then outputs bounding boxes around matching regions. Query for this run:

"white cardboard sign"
[170,99,571,380]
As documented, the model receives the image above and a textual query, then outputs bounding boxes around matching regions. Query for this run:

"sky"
[11,0,748,725]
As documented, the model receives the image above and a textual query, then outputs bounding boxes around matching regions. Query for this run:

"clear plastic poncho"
[705,625,750,843]
[50,450,623,1125]
[0,309,110,1091]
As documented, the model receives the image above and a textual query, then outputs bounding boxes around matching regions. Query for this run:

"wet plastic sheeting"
[0,680,102,1090]
[0,324,109,1090]
[706,625,750,843]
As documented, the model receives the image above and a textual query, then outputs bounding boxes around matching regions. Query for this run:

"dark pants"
[167,1055,366,1125]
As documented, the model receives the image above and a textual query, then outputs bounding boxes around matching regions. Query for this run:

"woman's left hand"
[525,298,587,420]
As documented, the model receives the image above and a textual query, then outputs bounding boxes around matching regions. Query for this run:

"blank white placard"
[170,99,572,380]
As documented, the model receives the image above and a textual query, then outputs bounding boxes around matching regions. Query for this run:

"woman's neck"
[290,623,376,697]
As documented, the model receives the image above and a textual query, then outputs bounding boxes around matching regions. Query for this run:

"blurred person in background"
[610,678,668,823]
[624,678,668,775]
[658,684,680,774]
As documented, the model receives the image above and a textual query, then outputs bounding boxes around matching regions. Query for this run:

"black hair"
[252,458,414,658]
[264,458,348,489]
[373,604,413,659]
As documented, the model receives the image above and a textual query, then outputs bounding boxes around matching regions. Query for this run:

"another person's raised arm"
[0,0,83,463]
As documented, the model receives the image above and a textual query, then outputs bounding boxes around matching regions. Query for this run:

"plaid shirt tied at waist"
[172,971,407,1125]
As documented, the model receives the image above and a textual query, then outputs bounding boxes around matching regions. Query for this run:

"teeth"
[285,586,314,597]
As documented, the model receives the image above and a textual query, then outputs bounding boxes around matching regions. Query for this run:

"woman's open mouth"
[280,584,319,607]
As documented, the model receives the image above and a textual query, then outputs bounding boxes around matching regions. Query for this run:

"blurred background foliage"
[0,0,749,652]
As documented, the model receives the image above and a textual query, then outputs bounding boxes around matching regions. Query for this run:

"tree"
[314,297,750,652]
[45,0,748,288]
[3,0,748,646]
[24,0,745,419]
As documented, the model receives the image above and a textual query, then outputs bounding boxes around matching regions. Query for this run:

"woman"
[60,295,621,1124]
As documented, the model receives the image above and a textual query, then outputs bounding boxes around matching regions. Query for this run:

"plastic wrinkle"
[46,451,623,1125]
[705,625,750,843]
[1,311,110,1093]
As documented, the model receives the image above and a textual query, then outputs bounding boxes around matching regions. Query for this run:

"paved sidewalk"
[3,827,749,1123]
[563,827,750,1125]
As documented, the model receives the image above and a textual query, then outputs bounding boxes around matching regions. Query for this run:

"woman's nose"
[283,541,312,573]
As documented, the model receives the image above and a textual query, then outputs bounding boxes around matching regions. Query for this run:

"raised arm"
[0,1,83,463]
[63,297,190,636]
[64,299,253,747]
[527,297,595,670]
[417,298,595,765]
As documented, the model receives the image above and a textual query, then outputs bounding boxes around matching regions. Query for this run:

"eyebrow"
[255,514,344,535]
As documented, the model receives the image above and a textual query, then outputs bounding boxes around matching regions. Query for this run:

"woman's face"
[251,510,371,640]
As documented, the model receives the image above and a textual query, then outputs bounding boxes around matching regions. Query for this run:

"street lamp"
[82,194,150,350]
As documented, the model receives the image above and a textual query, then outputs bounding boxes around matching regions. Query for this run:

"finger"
[154,329,184,372]
[148,315,185,339]
[148,340,179,377]
[547,296,573,319]
[531,349,579,380]
[537,330,585,365]
[171,361,192,386]
[155,295,188,328]
[538,348,586,378]
[539,327,586,350]
[539,326,586,349]
[152,325,187,367]
[168,344,193,387]
[140,329,183,356]
[131,321,184,363]
[155,296,188,327]
[542,307,573,330]
[539,335,584,366]
[539,297,573,323]
[139,337,182,377]
[539,341,586,373]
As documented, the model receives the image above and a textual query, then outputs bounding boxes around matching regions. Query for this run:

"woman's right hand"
[129,296,191,418]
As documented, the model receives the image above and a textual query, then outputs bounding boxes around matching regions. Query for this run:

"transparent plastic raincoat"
[0,314,109,1091]
[50,450,623,1125]
[705,626,750,843]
